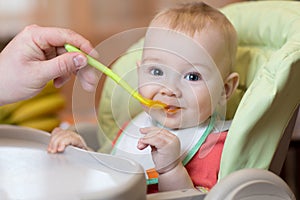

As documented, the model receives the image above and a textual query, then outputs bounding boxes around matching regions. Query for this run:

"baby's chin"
[156,118,201,130]
[167,123,200,130]
[145,109,207,129]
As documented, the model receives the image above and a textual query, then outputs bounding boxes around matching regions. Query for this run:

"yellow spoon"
[65,44,167,109]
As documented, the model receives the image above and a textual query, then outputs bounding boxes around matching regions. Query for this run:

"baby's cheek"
[198,107,213,123]
[139,84,155,99]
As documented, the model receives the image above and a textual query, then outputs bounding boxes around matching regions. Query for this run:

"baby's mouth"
[164,105,181,113]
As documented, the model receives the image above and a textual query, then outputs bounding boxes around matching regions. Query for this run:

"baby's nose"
[160,86,182,97]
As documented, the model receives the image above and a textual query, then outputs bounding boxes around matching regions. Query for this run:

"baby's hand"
[137,127,181,174]
[47,127,88,153]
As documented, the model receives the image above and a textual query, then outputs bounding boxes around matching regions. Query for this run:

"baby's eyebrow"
[142,56,164,64]
[189,63,211,69]
[179,62,201,69]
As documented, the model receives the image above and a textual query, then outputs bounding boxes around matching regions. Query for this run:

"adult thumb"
[40,52,87,81]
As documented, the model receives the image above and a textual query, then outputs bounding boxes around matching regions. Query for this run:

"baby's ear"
[136,61,141,68]
[136,61,141,74]
[224,72,239,100]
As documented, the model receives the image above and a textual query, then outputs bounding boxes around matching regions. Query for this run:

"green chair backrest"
[219,1,300,179]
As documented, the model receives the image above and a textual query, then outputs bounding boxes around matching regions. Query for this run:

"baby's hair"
[151,1,238,70]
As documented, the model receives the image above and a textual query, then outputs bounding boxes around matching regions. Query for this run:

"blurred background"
[0,0,241,44]
[0,0,203,117]
[0,0,299,198]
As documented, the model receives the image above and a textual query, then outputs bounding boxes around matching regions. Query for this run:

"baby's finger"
[137,138,149,150]
[61,132,88,150]
[57,142,68,152]
[47,139,60,153]
[138,127,163,150]
[48,128,69,153]
[140,129,175,149]
[51,127,62,135]
[47,129,60,152]
[140,126,163,134]
[48,136,62,153]
[48,128,64,144]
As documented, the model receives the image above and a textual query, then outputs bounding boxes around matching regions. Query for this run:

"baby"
[48,2,239,193]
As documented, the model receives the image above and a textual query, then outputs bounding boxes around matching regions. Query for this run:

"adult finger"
[28,25,94,55]
[53,74,72,88]
[36,52,87,83]
[76,66,100,92]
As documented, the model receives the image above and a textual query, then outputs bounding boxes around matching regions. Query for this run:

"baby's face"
[138,27,226,129]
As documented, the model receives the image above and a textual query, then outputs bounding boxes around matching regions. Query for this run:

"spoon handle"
[65,44,152,106]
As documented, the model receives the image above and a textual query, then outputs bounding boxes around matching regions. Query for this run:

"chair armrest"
[147,188,205,200]
[204,168,295,200]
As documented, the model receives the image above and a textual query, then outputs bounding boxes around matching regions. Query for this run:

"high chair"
[72,1,300,199]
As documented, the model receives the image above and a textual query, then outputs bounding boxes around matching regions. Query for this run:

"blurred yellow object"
[0,81,65,132]
[0,101,23,122]
[8,93,65,123]
[18,117,61,132]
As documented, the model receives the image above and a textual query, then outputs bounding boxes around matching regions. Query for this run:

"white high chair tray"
[0,125,146,200]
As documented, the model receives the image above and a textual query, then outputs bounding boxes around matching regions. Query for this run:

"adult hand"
[0,24,99,105]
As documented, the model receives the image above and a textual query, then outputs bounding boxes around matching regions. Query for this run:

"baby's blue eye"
[184,72,201,81]
[151,68,163,76]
